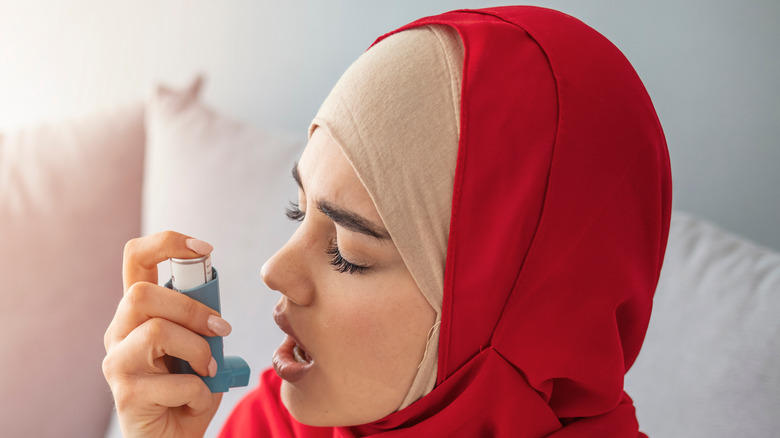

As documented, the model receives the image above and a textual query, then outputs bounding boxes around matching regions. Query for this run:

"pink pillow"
[0,104,145,437]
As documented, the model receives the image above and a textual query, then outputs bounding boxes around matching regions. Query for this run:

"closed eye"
[285,201,371,275]
[326,239,370,275]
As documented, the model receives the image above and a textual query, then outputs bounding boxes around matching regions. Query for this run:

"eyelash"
[325,239,370,275]
[285,201,370,275]
[285,201,305,222]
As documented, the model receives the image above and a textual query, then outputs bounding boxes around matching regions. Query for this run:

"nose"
[260,232,315,306]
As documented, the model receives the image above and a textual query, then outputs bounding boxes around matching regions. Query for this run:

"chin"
[280,380,335,427]
[280,380,394,427]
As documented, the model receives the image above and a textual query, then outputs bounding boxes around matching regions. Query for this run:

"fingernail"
[207,314,232,337]
[186,238,213,255]
[208,357,218,377]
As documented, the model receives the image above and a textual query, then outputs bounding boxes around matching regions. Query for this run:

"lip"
[272,301,314,382]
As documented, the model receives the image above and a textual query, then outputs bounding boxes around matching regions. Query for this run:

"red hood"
[349,6,671,437]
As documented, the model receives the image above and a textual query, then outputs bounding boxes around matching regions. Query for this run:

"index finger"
[123,231,213,292]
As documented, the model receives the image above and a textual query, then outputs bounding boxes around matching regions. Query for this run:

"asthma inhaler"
[165,255,250,393]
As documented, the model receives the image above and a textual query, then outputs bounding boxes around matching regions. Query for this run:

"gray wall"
[1,0,778,250]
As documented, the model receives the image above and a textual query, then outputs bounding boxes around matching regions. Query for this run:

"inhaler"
[166,255,250,393]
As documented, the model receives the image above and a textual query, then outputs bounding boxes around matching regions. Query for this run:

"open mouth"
[272,335,314,382]
[272,302,314,381]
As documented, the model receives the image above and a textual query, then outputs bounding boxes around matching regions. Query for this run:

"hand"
[103,231,230,437]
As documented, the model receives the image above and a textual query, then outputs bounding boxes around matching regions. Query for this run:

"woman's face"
[261,128,437,426]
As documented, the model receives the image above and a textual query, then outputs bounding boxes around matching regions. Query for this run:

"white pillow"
[0,104,145,437]
[113,77,305,438]
[625,211,780,437]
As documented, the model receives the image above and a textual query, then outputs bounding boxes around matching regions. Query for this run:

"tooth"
[294,344,306,363]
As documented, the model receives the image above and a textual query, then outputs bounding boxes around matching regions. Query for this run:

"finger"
[123,230,213,292]
[118,317,215,377]
[113,373,221,417]
[144,374,221,416]
[105,281,231,351]
[104,317,213,378]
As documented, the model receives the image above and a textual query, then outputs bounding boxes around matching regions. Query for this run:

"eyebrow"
[292,162,391,241]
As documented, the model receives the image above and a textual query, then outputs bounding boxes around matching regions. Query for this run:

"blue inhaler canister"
[165,255,250,393]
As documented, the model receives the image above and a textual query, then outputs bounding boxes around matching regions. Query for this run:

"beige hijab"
[309,25,464,409]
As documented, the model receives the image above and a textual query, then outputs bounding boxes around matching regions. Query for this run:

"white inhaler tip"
[170,255,213,291]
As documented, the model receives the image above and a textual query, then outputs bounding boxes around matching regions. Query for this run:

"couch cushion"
[0,104,145,437]
[625,211,780,437]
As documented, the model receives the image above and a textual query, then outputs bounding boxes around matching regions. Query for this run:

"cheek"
[319,273,435,377]
[283,264,437,425]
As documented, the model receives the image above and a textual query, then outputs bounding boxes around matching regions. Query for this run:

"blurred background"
[1,1,779,437]
[1,0,779,250]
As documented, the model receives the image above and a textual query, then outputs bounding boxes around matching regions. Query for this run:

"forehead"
[297,128,383,225]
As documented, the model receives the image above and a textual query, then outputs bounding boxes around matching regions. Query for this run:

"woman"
[103,6,671,437]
